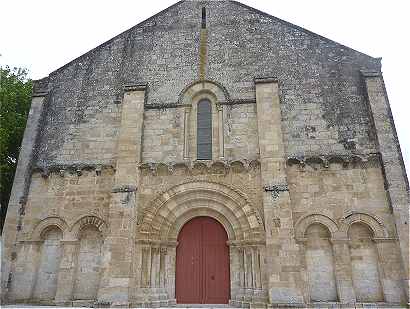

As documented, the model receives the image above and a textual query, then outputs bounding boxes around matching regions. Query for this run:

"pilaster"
[361,70,410,300]
[255,78,304,304]
[330,239,356,303]
[374,239,406,303]
[97,84,146,306]
[8,241,42,301]
[55,240,79,305]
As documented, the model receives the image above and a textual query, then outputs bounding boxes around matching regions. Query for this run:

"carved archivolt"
[339,212,388,239]
[178,79,230,105]
[295,211,390,241]
[29,215,107,241]
[31,216,69,241]
[295,214,338,240]
[70,215,108,239]
[137,180,264,242]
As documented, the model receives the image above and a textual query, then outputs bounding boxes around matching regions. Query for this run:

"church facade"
[2,1,409,308]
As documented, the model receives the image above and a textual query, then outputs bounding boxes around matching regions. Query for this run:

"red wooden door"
[176,217,230,304]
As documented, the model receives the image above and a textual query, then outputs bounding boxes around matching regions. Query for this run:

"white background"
[1,0,408,180]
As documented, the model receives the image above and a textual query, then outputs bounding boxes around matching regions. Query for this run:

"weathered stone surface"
[2,1,408,308]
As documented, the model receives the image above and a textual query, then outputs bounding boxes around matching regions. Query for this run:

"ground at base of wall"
[2,304,409,309]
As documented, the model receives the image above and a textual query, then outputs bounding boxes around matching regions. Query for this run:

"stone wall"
[223,104,259,160]
[2,1,408,307]
[32,0,382,167]
[21,170,113,234]
[5,169,112,305]
[142,103,259,162]
[288,160,406,303]
[288,161,396,233]
[138,163,262,216]
[142,109,185,162]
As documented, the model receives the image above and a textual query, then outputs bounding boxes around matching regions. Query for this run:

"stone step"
[3,307,242,309]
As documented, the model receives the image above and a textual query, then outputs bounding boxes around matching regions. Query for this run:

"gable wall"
[34,1,380,167]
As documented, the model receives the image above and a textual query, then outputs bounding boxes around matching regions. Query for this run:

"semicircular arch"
[137,180,264,242]
[340,212,388,239]
[295,213,338,240]
[70,215,108,240]
[178,79,230,105]
[31,216,68,241]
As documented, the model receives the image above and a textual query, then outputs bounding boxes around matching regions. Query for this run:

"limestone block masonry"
[1,1,409,308]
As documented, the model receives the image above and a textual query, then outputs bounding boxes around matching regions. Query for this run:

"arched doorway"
[176,216,230,304]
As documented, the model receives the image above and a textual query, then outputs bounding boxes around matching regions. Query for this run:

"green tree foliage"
[0,66,32,233]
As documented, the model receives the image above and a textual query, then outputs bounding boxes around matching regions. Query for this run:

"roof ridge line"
[39,0,185,81]
[230,0,379,61]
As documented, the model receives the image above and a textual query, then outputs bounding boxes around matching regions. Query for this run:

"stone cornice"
[33,163,115,178]
[287,152,381,168]
[32,153,380,178]
[139,159,261,175]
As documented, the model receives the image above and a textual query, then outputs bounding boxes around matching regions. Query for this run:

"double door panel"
[176,216,229,304]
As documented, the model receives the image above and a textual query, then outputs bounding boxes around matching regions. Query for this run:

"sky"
[1,0,409,180]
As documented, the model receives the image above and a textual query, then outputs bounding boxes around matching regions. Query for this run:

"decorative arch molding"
[179,80,228,160]
[178,79,230,105]
[340,211,388,239]
[70,215,108,239]
[137,180,264,242]
[31,216,68,241]
[169,207,236,240]
[295,214,338,240]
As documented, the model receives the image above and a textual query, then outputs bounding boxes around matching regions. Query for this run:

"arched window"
[197,99,212,160]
